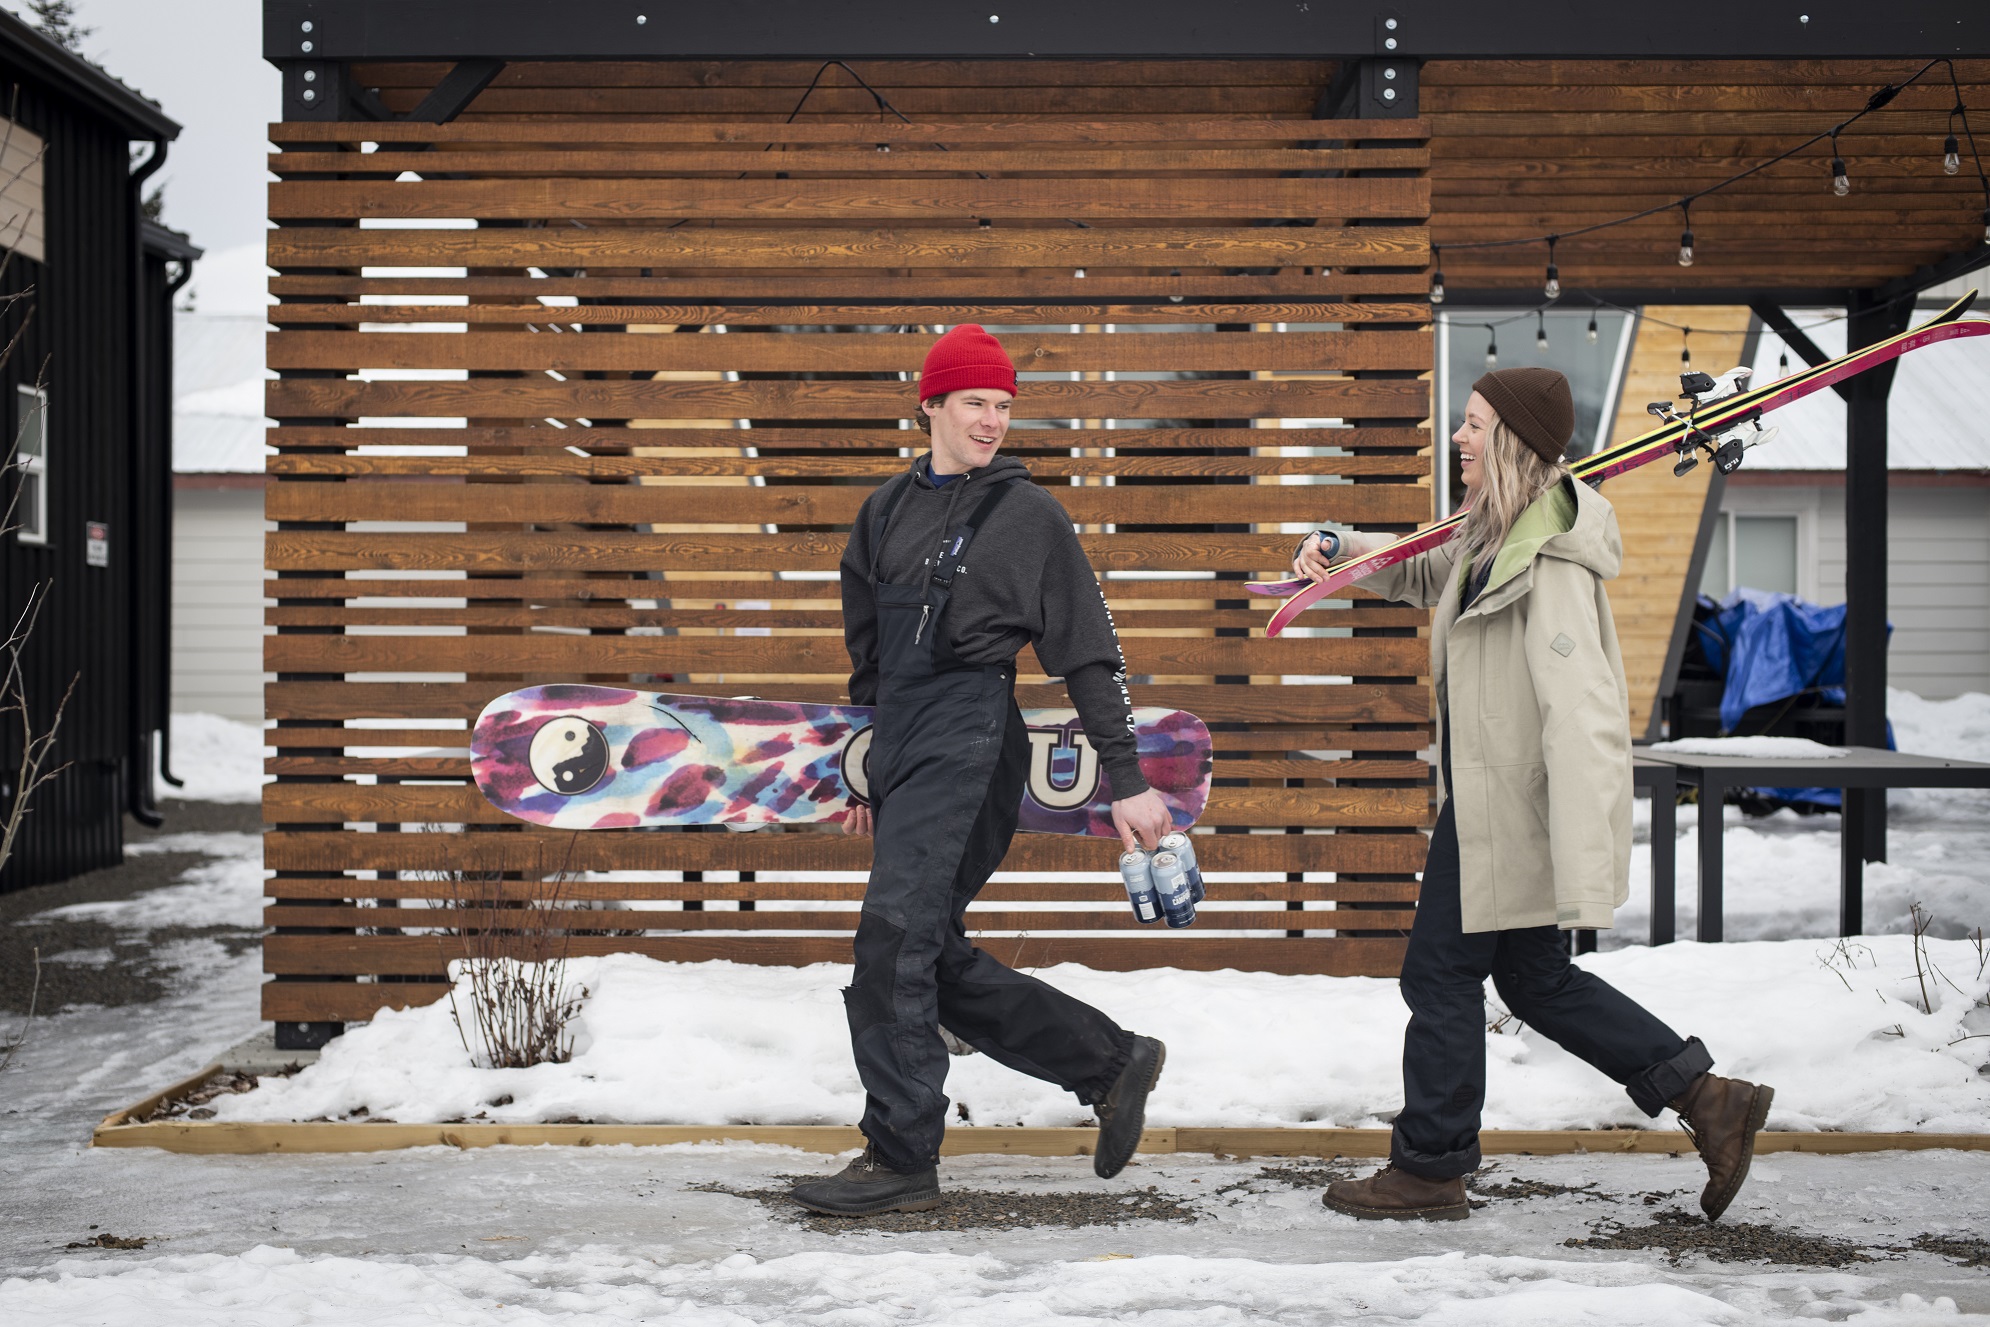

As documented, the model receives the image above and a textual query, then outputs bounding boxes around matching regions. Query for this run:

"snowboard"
[1253,291,1990,636]
[472,685,1212,837]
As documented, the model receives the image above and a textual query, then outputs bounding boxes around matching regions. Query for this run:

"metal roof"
[0,7,180,139]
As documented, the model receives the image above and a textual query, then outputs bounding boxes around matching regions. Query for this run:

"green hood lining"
[1459,480,1578,599]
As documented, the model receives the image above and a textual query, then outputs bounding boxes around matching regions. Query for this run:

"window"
[1435,308,1637,514]
[1700,512,1799,598]
[14,384,45,545]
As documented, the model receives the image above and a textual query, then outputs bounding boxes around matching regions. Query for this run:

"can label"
[1151,850,1197,929]
[1158,832,1205,905]
[1118,849,1160,924]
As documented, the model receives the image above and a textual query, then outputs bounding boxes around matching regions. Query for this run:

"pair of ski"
[1252,292,1988,635]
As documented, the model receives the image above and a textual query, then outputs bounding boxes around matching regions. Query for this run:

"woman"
[1296,366,1772,1223]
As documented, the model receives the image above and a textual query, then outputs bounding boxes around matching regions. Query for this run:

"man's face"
[924,388,1013,474]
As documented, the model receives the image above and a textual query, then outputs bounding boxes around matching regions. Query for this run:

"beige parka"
[1357,477,1633,933]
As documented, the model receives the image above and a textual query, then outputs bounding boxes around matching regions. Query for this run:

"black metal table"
[1635,746,1990,940]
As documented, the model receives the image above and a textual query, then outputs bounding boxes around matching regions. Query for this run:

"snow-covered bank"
[215,936,1990,1133]
[158,713,268,804]
[7,1241,1960,1327]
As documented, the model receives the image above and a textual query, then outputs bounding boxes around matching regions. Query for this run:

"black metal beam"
[1749,302,1850,402]
[406,59,506,123]
[263,0,1990,62]
[1872,237,1990,305]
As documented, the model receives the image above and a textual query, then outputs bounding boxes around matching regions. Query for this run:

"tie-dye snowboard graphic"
[471,685,1212,837]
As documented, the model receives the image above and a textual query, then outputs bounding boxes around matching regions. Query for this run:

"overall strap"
[866,471,918,582]
[929,477,1022,590]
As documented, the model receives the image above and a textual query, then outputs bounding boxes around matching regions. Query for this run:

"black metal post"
[1842,293,1911,873]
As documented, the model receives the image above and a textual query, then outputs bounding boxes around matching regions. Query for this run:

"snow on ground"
[1650,736,1849,758]
[157,713,268,804]
[212,936,1990,1133]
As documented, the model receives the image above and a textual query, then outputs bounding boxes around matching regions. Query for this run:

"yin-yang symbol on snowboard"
[528,717,610,796]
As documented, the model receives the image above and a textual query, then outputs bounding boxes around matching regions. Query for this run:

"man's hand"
[843,804,874,837]
[1111,788,1174,853]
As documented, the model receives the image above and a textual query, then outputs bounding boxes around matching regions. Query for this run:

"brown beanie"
[1472,366,1575,463]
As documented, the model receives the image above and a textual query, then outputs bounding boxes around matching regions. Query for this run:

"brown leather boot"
[1669,1072,1775,1221]
[1322,1164,1470,1221]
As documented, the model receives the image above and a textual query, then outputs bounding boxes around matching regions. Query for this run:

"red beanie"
[918,324,1017,401]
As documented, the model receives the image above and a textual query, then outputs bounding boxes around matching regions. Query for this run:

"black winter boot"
[788,1145,941,1216]
[1093,1035,1166,1179]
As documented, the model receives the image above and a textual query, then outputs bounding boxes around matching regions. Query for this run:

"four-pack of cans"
[1117,832,1204,928]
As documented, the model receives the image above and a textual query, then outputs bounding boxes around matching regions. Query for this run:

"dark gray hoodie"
[840,452,1149,798]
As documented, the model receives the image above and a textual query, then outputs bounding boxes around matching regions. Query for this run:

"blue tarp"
[1690,589,1893,808]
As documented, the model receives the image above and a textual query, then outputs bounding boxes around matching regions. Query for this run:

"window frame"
[13,383,46,546]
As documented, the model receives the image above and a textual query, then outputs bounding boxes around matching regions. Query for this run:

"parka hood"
[1477,475,1622,600]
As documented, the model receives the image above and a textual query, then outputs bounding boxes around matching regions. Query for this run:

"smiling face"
[923,388,1014,475]
[1454,390,1496,500]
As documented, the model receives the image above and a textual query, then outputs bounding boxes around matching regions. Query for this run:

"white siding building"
[172,312,268,723]
[1712,308,1990,699]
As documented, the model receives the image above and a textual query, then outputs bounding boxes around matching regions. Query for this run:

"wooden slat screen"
[264,60,1433,1026]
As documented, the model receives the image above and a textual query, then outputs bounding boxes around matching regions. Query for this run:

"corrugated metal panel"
[172,486,268,722]
[1751,316,1990,471]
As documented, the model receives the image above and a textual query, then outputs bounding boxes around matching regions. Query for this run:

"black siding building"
[0,13,191,890]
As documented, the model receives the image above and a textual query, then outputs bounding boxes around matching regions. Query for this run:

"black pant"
[1391,801,1712,1180]
[848,699,1133,1172]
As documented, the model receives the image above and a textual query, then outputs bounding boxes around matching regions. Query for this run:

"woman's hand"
[1291,532,1338,584]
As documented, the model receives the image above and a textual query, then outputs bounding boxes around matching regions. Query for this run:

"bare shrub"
[434,838,589,1069]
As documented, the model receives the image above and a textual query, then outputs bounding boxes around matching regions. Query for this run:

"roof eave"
[0,9,180,140]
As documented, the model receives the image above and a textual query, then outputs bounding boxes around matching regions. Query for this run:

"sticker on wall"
[85,520,108,568]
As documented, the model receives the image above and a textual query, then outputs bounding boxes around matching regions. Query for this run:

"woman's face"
[1453,391,1494,499]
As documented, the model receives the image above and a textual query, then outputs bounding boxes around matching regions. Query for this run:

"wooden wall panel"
[264,59,1433,1026]
[1600,307,1751,736]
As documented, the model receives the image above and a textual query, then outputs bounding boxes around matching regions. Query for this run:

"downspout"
[127,138,168,828]
[158,256,193,793]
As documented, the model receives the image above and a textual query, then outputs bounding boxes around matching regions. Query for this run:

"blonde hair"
[1457,414,1569,564]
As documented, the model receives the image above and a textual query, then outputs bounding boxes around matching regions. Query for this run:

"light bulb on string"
[1586,313,1599,344]
[1429,246,1445,305]
[1830,132,1850,196]
[1535,311,1549,351]
[1677,202,1694,267]
[1485,331,1498,370]
[1982,207,1990,245]
[1680,328,1692,368]
[1543,236,1560,299]
[1944,131,1961,176]
[1779,349,1790,376]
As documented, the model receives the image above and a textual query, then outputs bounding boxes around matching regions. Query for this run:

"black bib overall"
[847,473,1133,1172]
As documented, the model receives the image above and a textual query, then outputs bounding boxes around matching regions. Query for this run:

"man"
[789,324,1176,1216]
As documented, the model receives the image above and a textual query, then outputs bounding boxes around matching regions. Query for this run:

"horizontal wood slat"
[266,301,1433,327]
[263,830,1430,876]
[265,225,1429,271]
[265,377,1431,421]
[267,118,1432,145]
[265,905,1419,934]
[260,782,1430,829]
[262,482,1427,527]
[265,682,1430,725]
[269,177,1430,222]
[263,633,1426,677]
[266,87,1433,1019]
[266,329,1431,374]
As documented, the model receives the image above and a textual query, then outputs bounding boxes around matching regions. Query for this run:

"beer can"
[1157,831,1204,904]
[1117,849,1161,925]
[1150,850,1197,929]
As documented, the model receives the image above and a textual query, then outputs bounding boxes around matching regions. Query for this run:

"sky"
[50,0,276,310]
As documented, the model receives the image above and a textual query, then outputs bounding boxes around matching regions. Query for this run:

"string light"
[1484,329,1499,369]
[1535,310,1549,351]
[1587,312,1599,344]
[1680,328,1693,368]
[1430,245,1445,305]
[1422,61,1990,297]
[1779,349,1790,375]
[1543,235,1561,299]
